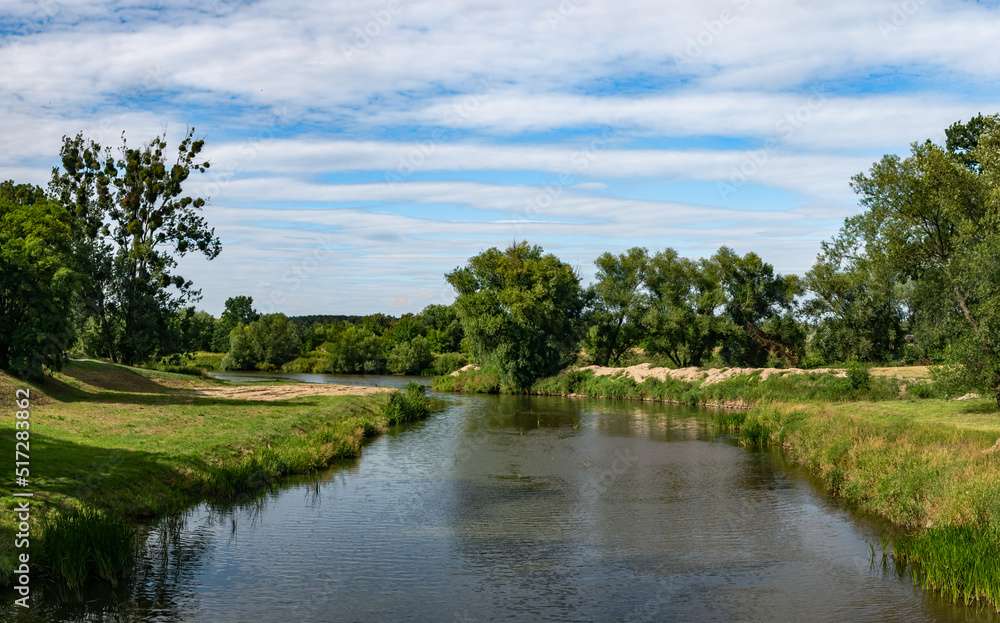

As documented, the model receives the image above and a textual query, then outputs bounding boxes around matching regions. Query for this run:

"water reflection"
[9,393,1000,622]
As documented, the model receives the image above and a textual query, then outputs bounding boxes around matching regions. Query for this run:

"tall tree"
[585,247,649,365]
[50,129,221,363]
[213,295,260,351]
[447,242,584,390]
[642,249,726,367]
[713,247,804,366]
[849,115,1000,404]
[804,221,906,364]
[0,182,78,378]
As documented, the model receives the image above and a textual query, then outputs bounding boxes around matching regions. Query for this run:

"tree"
[164,308,217,355]
[323,324,386,373]
[713,247,804,366]
[803,222,906,364]
[252,313,301,368]
[848,115,1000,404]
[642,249,726,367]
[447,242,584,390]
[387,336,434,375]
[222,324,260,370]
[584,247,649,365]
[213,295,259,351]
[50,129,220,364]
[0,182,78,378]
[418,304,464,353]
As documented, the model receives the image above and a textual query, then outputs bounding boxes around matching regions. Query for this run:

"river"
[20,374,1000,622]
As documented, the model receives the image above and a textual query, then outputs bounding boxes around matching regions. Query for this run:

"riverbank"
[720,400,1000,609]
[434,363,928,405]
[0,360,430,589]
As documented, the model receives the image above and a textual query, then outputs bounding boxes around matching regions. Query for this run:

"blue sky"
[2,0,1000,315]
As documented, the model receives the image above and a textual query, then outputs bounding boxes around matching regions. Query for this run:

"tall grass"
[384,382,431,424]
[715,402,1000,610]
[432,366,501,393]
[38,508,136,591]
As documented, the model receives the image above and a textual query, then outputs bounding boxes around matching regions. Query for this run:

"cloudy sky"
[3,1,1000,315]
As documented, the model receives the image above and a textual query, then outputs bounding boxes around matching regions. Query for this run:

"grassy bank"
[0,360,430,590]
[434,365,921,404]
[717,400,1000,609]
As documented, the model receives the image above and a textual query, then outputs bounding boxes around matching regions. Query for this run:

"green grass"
[0,359,430,589]
[715,399,1000,609]
[146,351,226,375]
[432,366,502,393]
[525,368,908,405]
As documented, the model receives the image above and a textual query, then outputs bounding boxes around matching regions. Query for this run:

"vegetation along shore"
[0,360,430,591]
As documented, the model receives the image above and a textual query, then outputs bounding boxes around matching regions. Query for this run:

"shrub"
[846,360,871,391]
[430,352,467,376]
[929,364,977,398]
[384,383,430,424]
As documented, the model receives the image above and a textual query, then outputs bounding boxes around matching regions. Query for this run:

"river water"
[18,374,1000,622]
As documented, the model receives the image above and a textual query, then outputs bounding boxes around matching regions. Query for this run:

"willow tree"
[447,242,584,391]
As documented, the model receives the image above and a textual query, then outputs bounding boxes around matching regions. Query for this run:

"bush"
[430,352,467,376]
[846,361,871,391]
[929,364,977,398]
[384,383,430,424]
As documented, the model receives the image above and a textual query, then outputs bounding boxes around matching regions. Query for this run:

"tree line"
[447,115,1000,403]
[2,116,999,404]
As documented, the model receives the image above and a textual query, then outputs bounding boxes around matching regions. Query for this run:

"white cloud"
[200,139,870,198]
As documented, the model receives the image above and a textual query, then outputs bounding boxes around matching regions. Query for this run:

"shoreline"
[0,360,431,589]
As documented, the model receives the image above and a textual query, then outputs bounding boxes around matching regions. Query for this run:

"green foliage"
[846,360,871,391]
[0,181,78,378]
[528,368,904,404]
[584,247,649,365]
[429,352,466,376]
[253,313,301,368]
[322,324,386,373]
[419,304,464,353]
[848,114,1000,404]
[804,223,906,364]
[447,242,585,390]
[387,336,434,375]
[642,248,726,367]
[383,382,430,424]
[222,314,300,370]
[713,247,804,367]
[221,324,259,370]
[38,507,136,590]
[431,366,501,393]
[50,129,220,364]
[212,295,259,351]
[928,363,978,398]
